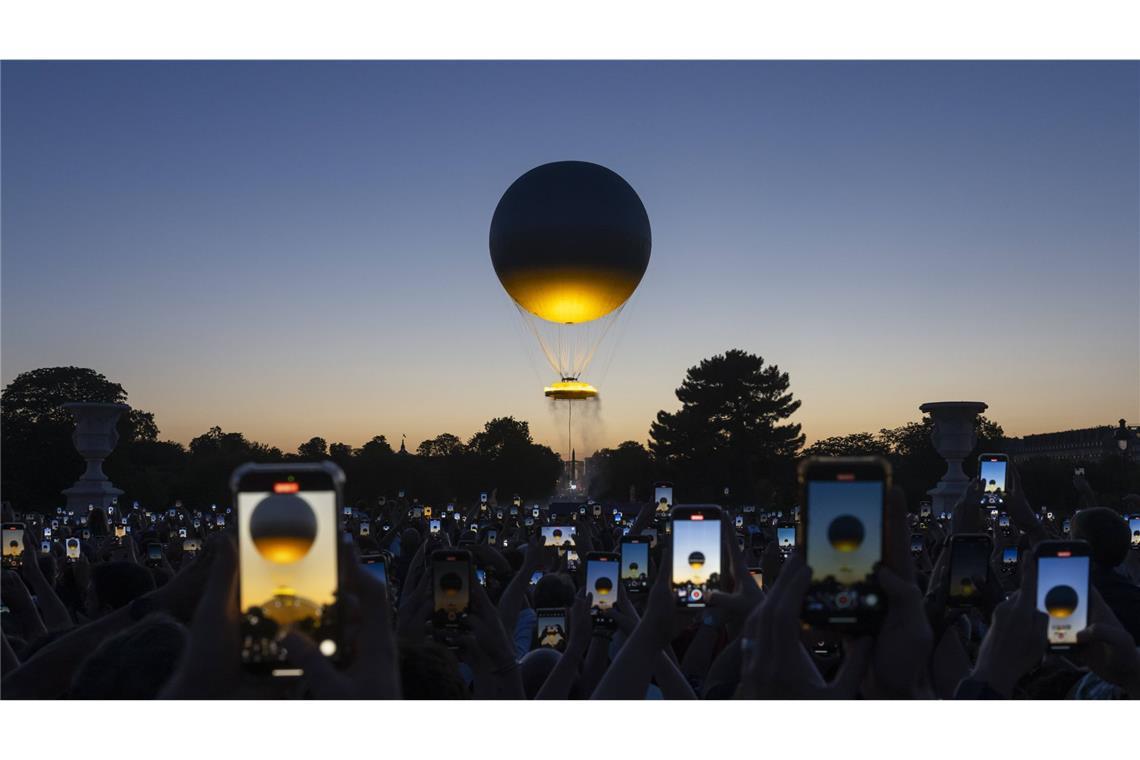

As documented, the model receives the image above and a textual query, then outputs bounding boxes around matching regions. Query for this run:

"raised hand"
[738,553,871,699]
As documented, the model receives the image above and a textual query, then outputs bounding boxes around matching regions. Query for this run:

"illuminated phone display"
[979,455,1008,495]
[235,465,342,675]
[948,535,991,604]
[586,554,619,612]
[536,607,567,650]
[620,539,650,593]
[671,507,721,607]
[777,526,796,551]
[1037,550,1090,647]
[432,550,471,629]
[540,525,575,548]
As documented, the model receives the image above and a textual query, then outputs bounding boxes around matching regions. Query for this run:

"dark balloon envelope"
[688,551,706,570]
[827,514,865,553]
[249,494,318,564]
[489,161,651,325]
[1044,584,1079,618]
[439,572,464,595]
[594,576,614,595]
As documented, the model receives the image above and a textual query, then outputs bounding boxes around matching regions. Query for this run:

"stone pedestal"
[919,401,988,514]
[61,402,130,510]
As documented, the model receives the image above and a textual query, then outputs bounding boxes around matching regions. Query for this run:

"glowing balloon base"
[544,380,599,400]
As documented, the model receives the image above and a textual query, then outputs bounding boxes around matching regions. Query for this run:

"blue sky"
[2,61,1137,455]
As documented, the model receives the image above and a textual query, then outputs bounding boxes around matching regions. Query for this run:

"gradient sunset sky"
[2,61,1137,456]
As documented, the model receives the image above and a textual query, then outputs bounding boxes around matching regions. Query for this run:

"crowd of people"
[2,466,1139,700]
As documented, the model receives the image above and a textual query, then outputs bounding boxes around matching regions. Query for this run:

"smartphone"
[1035,540,1091,650]
[592,504,602,518]
[486,528,498,546]
[178,527,188,538]
[620,535,651,593]
[432,548,471,632]
[532,507,540,519]
[429,518,441,534]
[1062,519,1071,535]
[361,554,389,587]
[749,566,764,589]
[114,525,126,538]
[1001,546,1019,574]
[536,607,568,650]
[1,524,25,569]
[360,521,370,537]
[586,552,620,627]
[343,506,353,518]
[183,538,202,554]
[529,570,543,585]
[978,454,1010,497]
[423,507,432,518]
[777,524,796,554]
[670,505,722,607]
[1130,516,1140,550]
[540,525,575,549]
[411,508,422,519]
[66,537,82,561]
[799,457,889,631]
[474,567,487,587]
[44,527,53,539]
[143,542,163,567]
[654,484,674,510]
[613,511,623,524]
[39,540,52,554]
[910,533,925,558]
[642,527,658,548]
[232,462,345,676]
[566,549,580,572]
[734,515,744,529]
[947,534,992,606]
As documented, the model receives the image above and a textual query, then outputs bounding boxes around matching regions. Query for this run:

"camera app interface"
[587,557,619,612]
[1037,554,1089,646]
[237,484,339,671]
[672,516,721,606]
[621,540,650,593]
[536,609,567,650]
[540,525,575,552]
[433,555,470,627]
[979,457,1007,495]
[804,480,884,619]
[777,526,796,552]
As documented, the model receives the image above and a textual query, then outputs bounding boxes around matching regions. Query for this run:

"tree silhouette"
[297,437,329,459]
[588,440,656,502]
[650,350,803,502]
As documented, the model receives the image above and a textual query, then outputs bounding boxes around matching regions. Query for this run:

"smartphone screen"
[536,607,567,650]
[910,533,925,556]
[540,525,575,549]
[586,553,620,613]
[235,465,342,675]
[147,543,163,562]
[2,523,26,569]
[529,570,543,585]
[777,526,796,552]
[66,538,81,560]
[654,485,673,509]
[671,506,722,607]
[432,549,471,629]
[979,454,1008,495]
[429,518,441,534]
[1036,545,1090,648]
[801,458,887,629]
[620,538,650,593]
[475,567,487,586]
[362,556,388,586]
[1001,546,1019,572]
[948,535,991,604]
[749,567,764,589]
[1130,516,1140,549]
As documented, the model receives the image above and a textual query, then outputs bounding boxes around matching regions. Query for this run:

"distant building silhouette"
[1006,423,1138,462]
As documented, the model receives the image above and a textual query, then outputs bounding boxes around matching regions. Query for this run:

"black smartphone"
[1130,515,1140,551]
[540,525,575,551]
[586,552,620,627]
[947,533,992,606]
[66,537,82,562]
[536,606,567,651]
[670,505,723,607]
[145,542,164,567]
[910,533,925,558]
[2,523,26,569]
[232,461,345,677]
[620,535,651,593]
[361,553,389,587]
[1035,540,1091,651]
[978,453,1010,500]
[432,548,472,634]
[799,456,889,632]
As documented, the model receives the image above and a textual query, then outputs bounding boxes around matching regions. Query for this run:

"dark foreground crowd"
[2,467,1139,700]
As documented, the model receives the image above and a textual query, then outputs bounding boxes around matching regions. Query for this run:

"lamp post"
[1115,419,1130,457]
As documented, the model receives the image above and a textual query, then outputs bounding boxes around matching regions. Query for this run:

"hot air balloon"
[688,551,706,571]
[827,515,865,553]
[1044,585,1079,618]
[594,576,614,596]
[249,494,318,564]
[490,161,651,481]
[440,572,464,597]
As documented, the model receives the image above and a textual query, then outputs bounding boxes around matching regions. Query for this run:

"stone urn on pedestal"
[61,402,130,510]
[919,401,988,514]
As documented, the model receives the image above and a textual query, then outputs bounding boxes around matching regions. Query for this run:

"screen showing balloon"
[620,539,650,593]
[536,608,567,651]
[586,556,619,612]
[949,537,991,603]
[1129,516,1140,548]
[671,517,721,606]
[433,553,470,628]
[804,481,884,619]
[237,487,338,672]
[979,457,1008,495]
[1037,555,1089,646]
